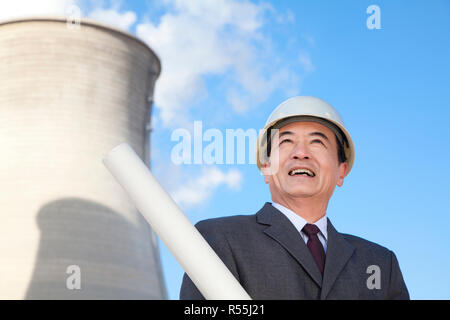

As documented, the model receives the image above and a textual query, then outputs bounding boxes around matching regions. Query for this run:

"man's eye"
[279,139,292,145]
[311,139,324,145]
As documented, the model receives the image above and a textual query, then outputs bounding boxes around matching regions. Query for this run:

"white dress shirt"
[271,202,328,253]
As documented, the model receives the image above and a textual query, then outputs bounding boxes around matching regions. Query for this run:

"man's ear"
[263,163,270,183]
[264,172,271,184]
[336,162,348,187]
[261,149,280,177]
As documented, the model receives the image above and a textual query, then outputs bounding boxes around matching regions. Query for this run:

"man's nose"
[290,141,311,160]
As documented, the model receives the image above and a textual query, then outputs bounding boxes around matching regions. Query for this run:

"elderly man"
[180,96,409,300]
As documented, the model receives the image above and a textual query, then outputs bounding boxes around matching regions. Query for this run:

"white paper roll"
[103,143,252,300]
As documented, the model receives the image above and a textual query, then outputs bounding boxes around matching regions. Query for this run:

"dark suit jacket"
[180,202,409,300]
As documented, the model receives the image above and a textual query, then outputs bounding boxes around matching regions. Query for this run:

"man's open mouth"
[288,168,316,177]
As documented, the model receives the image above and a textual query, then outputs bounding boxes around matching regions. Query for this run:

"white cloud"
[88,8,136,31]
[170,167,242,208]
[136,0,301,126]
[0,0,136,31]
[0,0,76,22]
[85,0,138,31]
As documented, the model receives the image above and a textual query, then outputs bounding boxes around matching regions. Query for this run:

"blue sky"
[5,0,448,299]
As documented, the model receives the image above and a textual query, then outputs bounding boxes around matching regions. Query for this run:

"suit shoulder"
[341,233,393,256]
[193,214,256,250]
[195,214,256,233]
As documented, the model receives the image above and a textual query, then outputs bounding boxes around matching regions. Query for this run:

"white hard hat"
[256,96,355,177]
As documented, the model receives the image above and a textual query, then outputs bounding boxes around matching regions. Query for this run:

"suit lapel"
[320,219,355,299]
[257,203,323,288]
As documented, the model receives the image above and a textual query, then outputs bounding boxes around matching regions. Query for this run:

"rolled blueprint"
[103,143,252,300]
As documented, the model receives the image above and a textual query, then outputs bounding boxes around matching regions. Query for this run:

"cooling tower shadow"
[26,197,167,299]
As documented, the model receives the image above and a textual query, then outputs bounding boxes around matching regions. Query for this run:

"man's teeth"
[289,168,315,177]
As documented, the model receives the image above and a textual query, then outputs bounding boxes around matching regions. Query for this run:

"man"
[180,96,409,300]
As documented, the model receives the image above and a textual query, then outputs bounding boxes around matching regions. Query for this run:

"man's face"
[264,121,348,202]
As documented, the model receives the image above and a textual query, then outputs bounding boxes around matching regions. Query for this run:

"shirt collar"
[271,202,328,240]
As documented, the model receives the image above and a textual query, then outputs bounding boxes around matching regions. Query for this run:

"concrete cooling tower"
[0,16,167,299]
